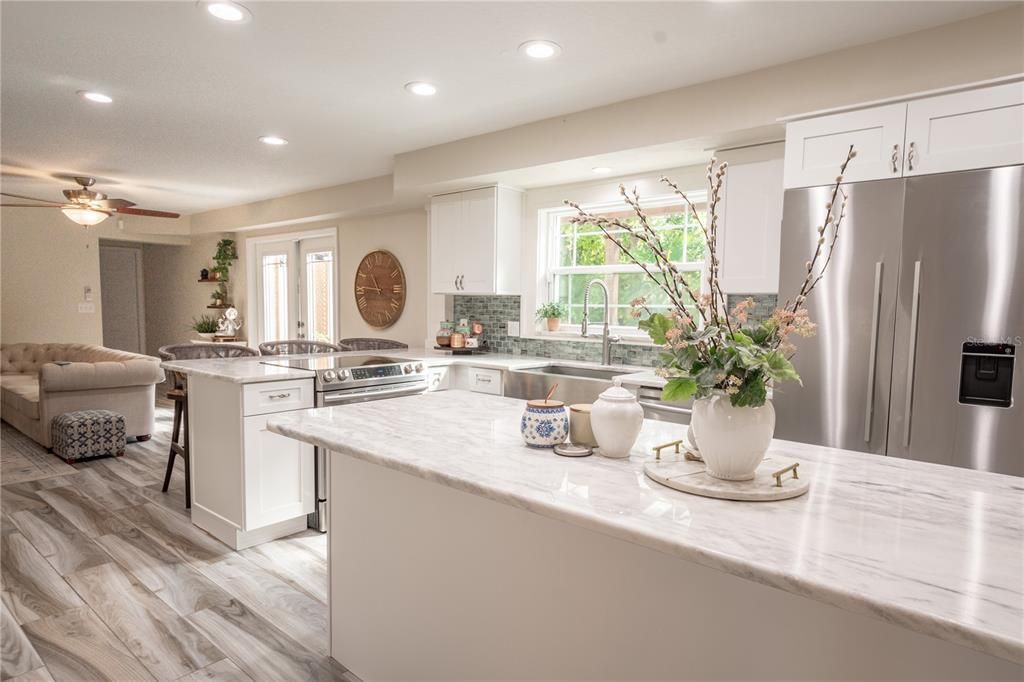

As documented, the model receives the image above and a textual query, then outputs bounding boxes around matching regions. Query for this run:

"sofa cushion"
[1,343,159,375]
[0,373,40,419]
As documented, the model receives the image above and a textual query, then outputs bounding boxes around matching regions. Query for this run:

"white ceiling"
[0,1,1007,214]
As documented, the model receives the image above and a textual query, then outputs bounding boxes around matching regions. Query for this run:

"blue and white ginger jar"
[521,400,569,448]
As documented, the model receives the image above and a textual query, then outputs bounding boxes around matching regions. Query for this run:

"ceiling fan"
[0,176,180,227]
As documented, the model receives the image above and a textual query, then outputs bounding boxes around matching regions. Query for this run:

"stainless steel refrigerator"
[775,165,1023,477]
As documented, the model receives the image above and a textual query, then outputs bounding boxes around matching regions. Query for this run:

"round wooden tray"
[644,453,809,501]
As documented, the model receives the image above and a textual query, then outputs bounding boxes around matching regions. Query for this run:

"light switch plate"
[78,303,96,314]
[507,321,520,337]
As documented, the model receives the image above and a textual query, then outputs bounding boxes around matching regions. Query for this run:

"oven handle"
[320,383,427,404]
[638,401,692,416]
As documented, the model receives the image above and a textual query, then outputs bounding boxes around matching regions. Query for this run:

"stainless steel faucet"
[581,279,621,366]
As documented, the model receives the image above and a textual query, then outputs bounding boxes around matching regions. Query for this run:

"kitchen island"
[268,389,1023,681]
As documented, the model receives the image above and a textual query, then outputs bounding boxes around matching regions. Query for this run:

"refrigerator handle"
[903,261,923,448]
[863,262,883,443]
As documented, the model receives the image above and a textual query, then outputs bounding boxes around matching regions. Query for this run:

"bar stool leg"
[162,399,182,493]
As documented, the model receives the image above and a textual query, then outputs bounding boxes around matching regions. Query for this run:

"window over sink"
[539,193,709,335]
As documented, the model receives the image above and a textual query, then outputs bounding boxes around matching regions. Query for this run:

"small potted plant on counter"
[191,314,220,341]
[566,146,856,481]
[536,302,568,332]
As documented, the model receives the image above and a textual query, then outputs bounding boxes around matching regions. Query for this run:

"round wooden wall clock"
[354,250,406,329]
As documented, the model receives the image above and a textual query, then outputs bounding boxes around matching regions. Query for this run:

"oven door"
[309,379,428,532]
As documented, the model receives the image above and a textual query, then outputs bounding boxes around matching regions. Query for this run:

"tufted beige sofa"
[1,343,165,448]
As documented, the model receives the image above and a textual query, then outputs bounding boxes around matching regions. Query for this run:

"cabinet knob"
[907,142,917,171]
[891,144,900,174]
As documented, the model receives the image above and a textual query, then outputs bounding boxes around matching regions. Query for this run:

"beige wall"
[141,233,230,356]
[1,208,105,345]
[336,210,432,347]
[394,6,1024,190]
[230,209,433,348]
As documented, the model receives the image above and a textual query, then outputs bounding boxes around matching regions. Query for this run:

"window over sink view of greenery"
[549,198,707,330]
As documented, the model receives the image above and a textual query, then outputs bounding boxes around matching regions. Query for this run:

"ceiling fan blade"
[0,203,62,208]
[0,192,62,205]
[93,198,136,210]
[115,206,181,219]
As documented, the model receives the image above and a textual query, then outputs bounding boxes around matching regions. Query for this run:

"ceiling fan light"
[61,207,110,227]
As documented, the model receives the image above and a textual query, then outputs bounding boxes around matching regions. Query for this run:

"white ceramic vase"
[690,391,775,480]
[591,386,644,459]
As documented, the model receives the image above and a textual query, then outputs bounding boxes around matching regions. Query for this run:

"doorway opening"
[99,242,147,353]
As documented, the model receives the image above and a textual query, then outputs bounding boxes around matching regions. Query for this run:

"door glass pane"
[305,250,334,342]
[262,253,288,341]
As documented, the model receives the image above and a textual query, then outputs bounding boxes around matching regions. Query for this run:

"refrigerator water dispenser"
[958,342,1015,408]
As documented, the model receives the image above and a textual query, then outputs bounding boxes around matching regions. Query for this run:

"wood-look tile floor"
[0,406,359,682]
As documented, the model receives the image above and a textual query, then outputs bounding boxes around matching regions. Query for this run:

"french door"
[254,234,337,344]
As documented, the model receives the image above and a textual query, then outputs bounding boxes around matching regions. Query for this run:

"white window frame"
[536,192,708,341]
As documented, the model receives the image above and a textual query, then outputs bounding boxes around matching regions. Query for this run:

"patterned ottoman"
[50,410,126,463]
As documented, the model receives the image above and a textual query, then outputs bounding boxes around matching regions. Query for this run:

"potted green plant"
[210,282,229,307]
[191,314,220,341]
[566,146,856,480]
[210,239,237,282]
[536,302,567,332]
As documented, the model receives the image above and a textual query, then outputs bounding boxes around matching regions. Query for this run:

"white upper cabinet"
[718,158,784,294]
[784,81,1024,188]
[904,81,1024,176]
[784,103,907,189]
[430,186,523,295]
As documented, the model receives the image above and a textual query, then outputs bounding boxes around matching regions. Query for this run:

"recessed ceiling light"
[258,135,288,146]
[519,40,562,60]
[204,1,251,23]
[78,91,113,104]
[592,167,612,174]
[404,81,437,96]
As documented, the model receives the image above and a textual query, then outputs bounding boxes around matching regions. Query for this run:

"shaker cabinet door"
[243,414,314,530]
[718,158,784,294]
[784,103,907,188]
[904,81,1024,177]
[457,187,498,294]
[430,192,463,294]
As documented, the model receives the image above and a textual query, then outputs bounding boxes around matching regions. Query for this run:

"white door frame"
[245,228,339,346]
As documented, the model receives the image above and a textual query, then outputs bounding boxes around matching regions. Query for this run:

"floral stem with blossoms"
[563,147,856,408]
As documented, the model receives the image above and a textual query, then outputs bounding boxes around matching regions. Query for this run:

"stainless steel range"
[261,354,429,531]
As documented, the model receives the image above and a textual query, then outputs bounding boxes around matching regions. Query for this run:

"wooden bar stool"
[163,371,191,508]
[158,343,258,509]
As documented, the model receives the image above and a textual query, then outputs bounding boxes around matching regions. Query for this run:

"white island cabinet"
[188,374,315,550]
[269,390,1023,681]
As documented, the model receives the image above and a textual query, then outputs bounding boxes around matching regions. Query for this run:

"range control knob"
[403,364,413,374]
[415,363,424,373]
[322,370,337,383]
[338,369,350,381]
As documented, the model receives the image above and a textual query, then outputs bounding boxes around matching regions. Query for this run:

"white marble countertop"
[267,389,1024,665]
[160,348,655,384]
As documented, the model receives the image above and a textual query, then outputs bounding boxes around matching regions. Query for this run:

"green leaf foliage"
[731,370,768,407]
[662,377,697,402]
[639,313,673,345]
